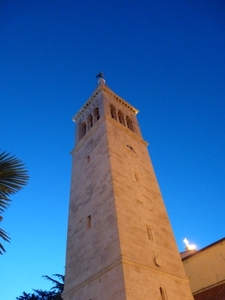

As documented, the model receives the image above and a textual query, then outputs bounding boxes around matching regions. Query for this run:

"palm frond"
[0,242,6,255]
[0,228,10,242]
[0,227,10,254]
[0,150,29,254]
[0,198,11,212]
[0,151,29,197]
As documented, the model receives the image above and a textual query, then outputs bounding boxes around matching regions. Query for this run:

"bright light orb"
[183,238,197,250]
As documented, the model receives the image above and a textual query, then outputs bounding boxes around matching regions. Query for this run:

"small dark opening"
[80,122,86,140]
[94,107,100,122]
[110,105,117,120]
[87,215,91,229]
[126,116,134,132]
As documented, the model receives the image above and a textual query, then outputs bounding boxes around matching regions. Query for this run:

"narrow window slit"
[134,172,139,182]
[159,287,167,300]
[146,226,153,240]
[87,215,91,229]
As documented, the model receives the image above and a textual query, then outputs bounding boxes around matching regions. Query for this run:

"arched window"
[110,105,117,120]
[80,121,86,140]
[126,116,134,132]
[93,107,100,123]
[87,114,93,130]
[118,110,125,125]
[159,287,167,300]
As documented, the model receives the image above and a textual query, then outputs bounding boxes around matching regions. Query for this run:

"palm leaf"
[0,151,29,201]
[0,228,10,242]
[0,150,29,254]
[0,226,10,254]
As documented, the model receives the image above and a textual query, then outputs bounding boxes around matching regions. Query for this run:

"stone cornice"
[101,85,138,115]
[73,84,138,123]
[73,86,102,122]
[62,255,191,298]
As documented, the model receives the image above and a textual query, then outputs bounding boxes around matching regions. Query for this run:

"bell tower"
[63,75,194,300]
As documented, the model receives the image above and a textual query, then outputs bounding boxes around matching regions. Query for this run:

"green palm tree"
[0,151,29,254]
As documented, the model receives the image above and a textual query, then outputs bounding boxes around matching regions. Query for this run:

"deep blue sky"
[1,0,225,299]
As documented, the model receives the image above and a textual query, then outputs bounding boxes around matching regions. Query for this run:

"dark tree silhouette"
[16,274,64,300]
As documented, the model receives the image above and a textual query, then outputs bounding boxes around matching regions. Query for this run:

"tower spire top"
[96,72,105,85]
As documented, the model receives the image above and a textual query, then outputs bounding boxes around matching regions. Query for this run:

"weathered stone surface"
[63,82,194,300]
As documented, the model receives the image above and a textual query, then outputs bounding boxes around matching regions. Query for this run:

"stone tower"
[63,76,194,300]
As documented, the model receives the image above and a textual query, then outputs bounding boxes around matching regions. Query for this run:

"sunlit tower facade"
[63,75,194,300]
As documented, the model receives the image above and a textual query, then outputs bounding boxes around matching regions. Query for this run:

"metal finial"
[96,72,105,85]
[96,72,104,79]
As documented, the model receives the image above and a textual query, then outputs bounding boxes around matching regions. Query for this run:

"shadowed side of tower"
[62,77,194,300]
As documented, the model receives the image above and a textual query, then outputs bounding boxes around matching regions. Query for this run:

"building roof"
[181,237,225,261]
